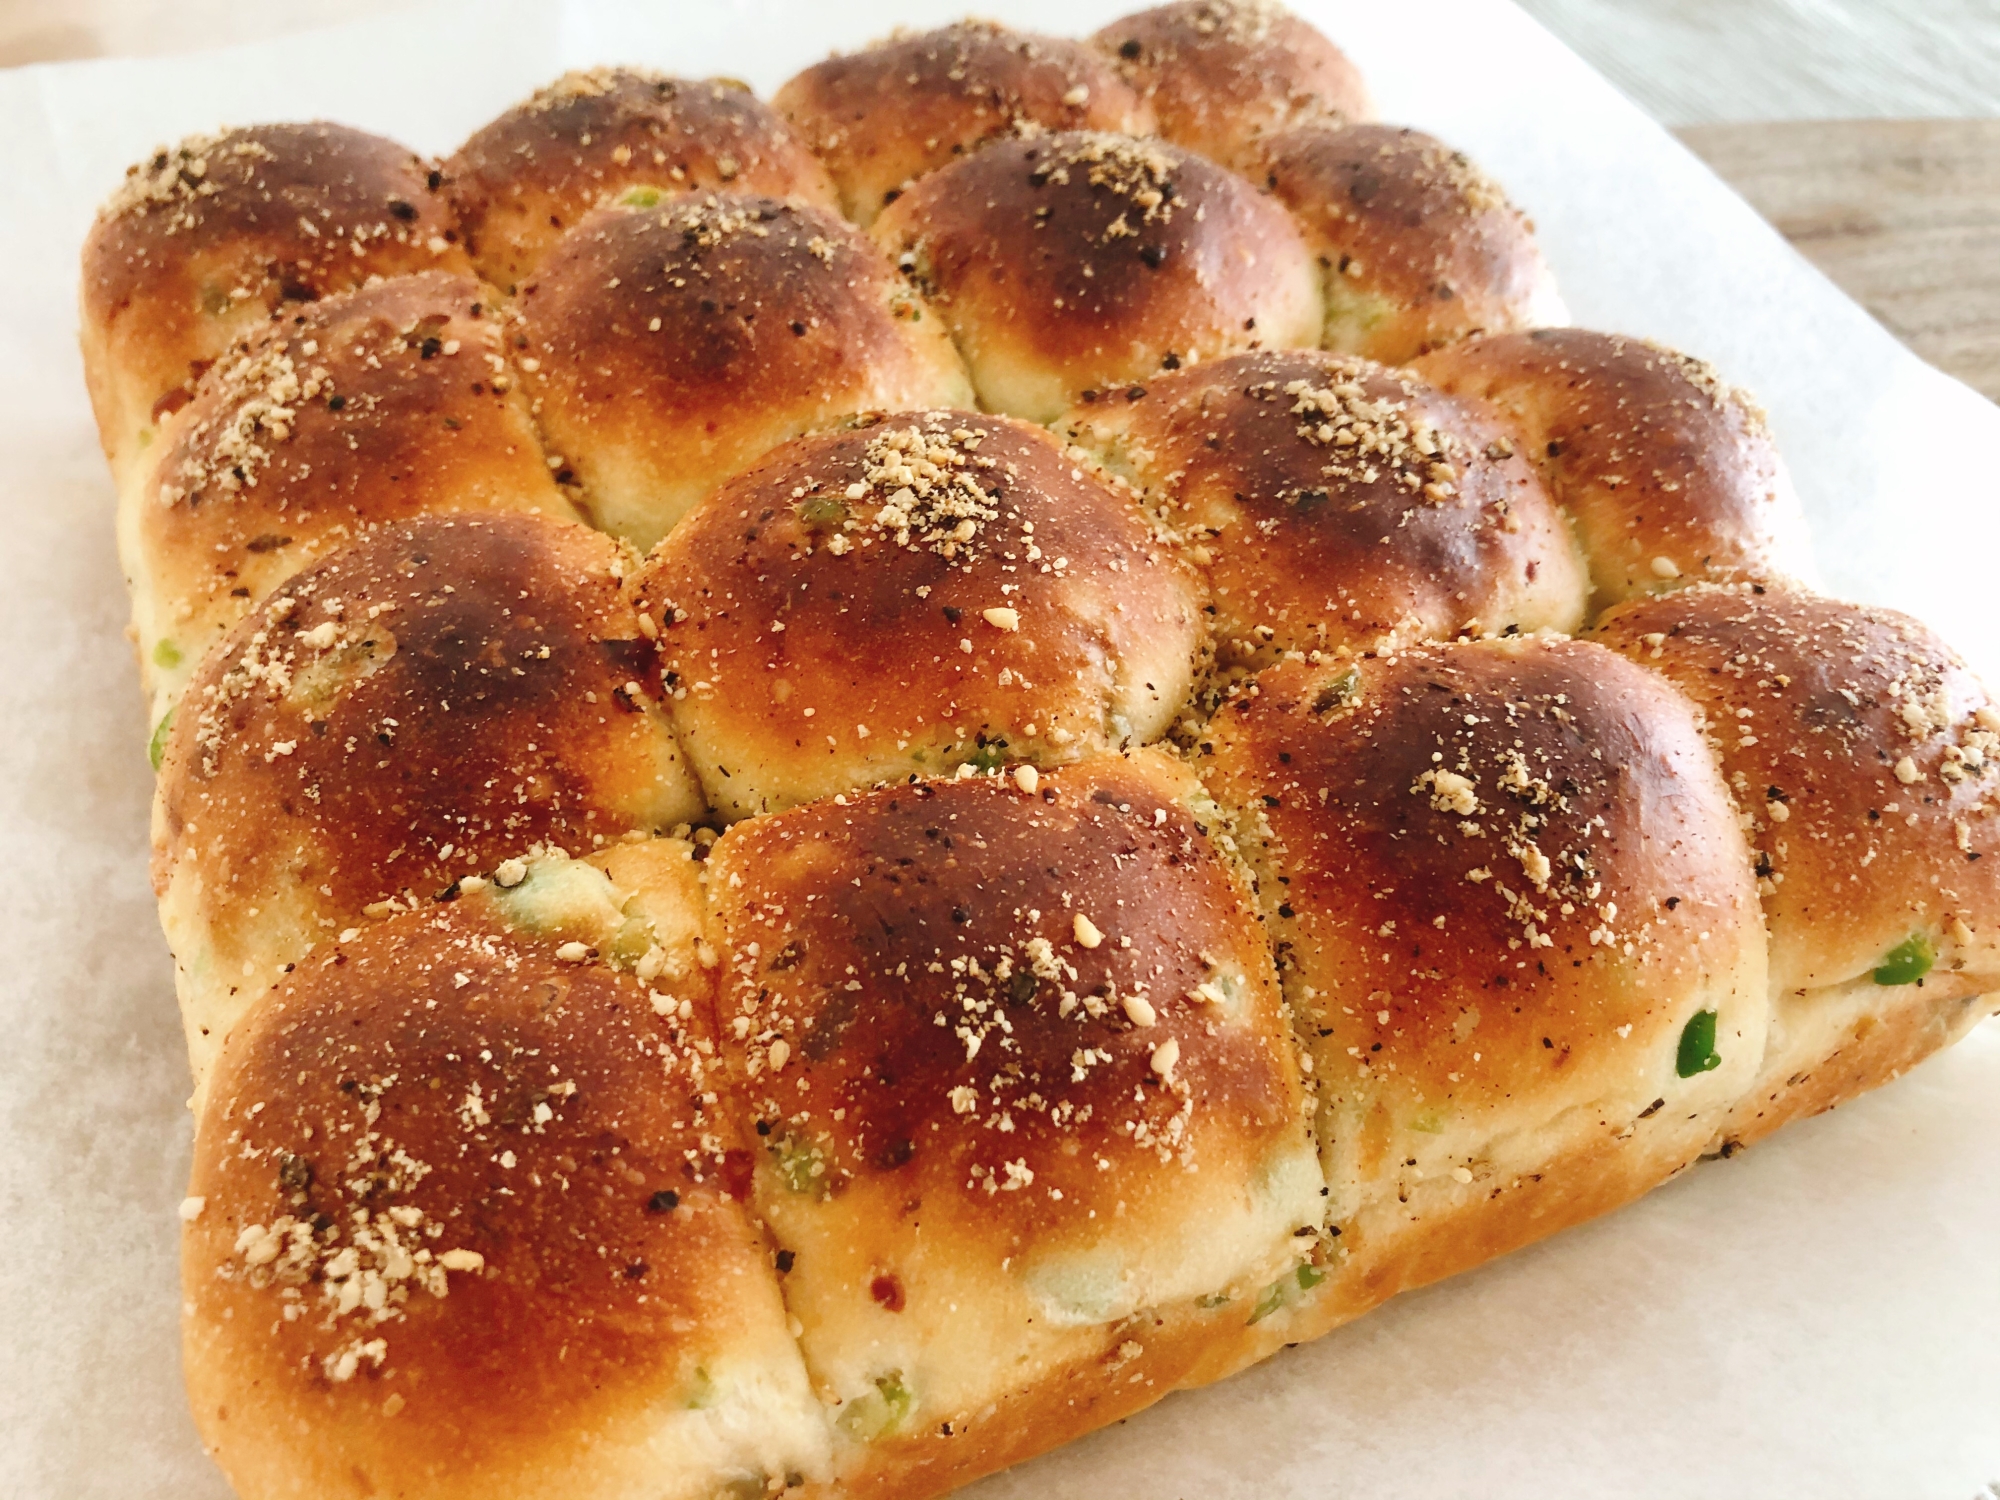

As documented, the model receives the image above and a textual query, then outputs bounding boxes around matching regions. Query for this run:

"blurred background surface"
[3,0,1994,398]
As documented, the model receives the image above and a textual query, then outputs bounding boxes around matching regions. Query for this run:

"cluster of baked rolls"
[79,4,2000,1497]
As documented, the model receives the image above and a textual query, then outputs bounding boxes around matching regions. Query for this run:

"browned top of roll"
[157,512,699,934]
[182,898,796,1496]
[1199,637,1761,1121]
[706,748,1308,1228]
[1412,328,1807,611]
[774,20,1150,225]
[1091,0,1372,170]
[81,124,467,454]
[516,192,971,549]
[1596,583,2000,995]
[871,131,1321,420]
[1058,349,1587,662]
[1256,123,1564,365]
[444,69,838,292]
[633,409,1206,819]
[134,271,566,705]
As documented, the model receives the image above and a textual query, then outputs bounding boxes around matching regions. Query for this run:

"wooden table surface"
[1680,119,2000,402]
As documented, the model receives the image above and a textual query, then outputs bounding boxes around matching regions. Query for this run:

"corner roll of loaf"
[75,3,1998,1496]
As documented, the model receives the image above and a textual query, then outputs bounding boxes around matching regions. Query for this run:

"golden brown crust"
[126,271,568,720]
[1090,0,1373,171]
[705,747,1320,1496]
[80,124,469,488]
[1412,329,1811,611]
[155,512,704,1082]
[1057,349,1587,664]
[632,410,1207,820]
[1197,639,1765,1322]
[1595,585,2000,994]
[183,890,831,1500]
[444,69,838,292]
[870,132,1321,422]
[774,21,1151,226]
[515,194,973,552]
[1595,584,2000,1142]
[1254,123,1566,365]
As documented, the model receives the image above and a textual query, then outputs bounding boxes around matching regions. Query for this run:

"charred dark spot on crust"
[870,1273,907,1311]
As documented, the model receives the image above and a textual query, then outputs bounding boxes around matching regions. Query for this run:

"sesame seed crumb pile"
[74,4,2000,1498]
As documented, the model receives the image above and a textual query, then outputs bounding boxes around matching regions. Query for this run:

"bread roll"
[1253,123,1567,365]
[1090,0,1373,171]
[773,21,1150,226]
[515,193,972,551]
[154,512,704,1085]
[704,748,1321,1497]
[80,124,469,494]
[632,410,1206,820]
[445,69,838,293]
[1413,329,1813,612]
[1596,583,2000,1147]
[1198,637,1766,1344]
[1057,348,1587,666]
[125,271,568,727]
[871,132,1321,421]
[182,845,835,1500]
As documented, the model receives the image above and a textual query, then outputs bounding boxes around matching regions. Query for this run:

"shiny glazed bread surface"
[632,409,1206,819]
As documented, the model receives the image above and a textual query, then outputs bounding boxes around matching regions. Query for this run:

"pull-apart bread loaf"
[73,3,1999,1497]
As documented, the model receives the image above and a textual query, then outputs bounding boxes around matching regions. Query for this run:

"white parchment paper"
[1,3,1996,1495]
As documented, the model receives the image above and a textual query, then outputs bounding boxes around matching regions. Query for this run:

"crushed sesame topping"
[1187,0,1288,45]
[1274,373,1462,502]
[1032,133,1181,228]
[811,417,1005,562]
[217,1125,482,1376]
[660,194,779,247]
[1428,143,1509,215]
[525,66,640,108]
[1414,767,1480,815]
[101,132,275,224]
[159,345,333,507]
